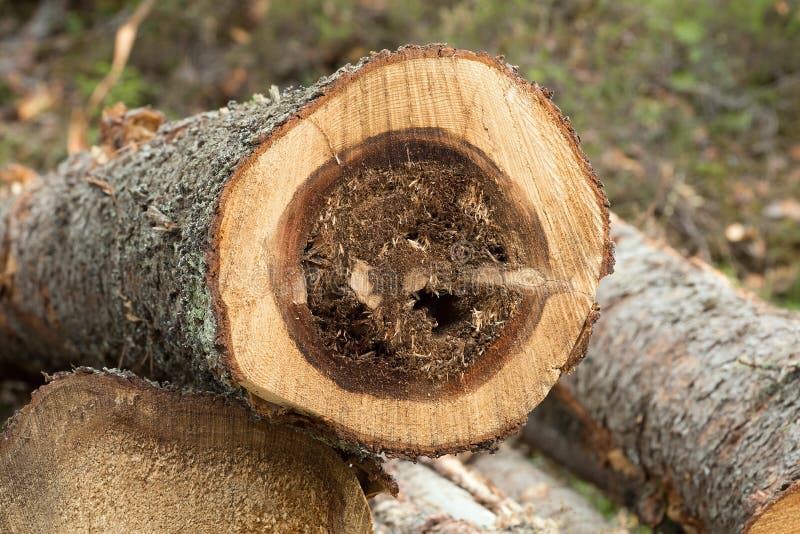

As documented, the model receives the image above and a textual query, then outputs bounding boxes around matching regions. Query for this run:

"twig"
[67,0,156,153]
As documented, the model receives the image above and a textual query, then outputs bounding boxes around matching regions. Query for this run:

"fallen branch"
[373,457,558,533]
[67,0,156,153]
[469,444,620,532]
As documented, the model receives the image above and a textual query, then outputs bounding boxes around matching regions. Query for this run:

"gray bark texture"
[372,456,565,533]
[0,50,394,391]
[469,445,616,533]
[523,216,800,533]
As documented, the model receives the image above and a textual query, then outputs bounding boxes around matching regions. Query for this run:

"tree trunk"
[522,215,800,533]
[0,369,371,533]
[372,447,622,533]
[468,445,617,533]
[0,45,611,457]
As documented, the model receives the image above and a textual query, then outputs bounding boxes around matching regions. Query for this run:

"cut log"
[0,369,371,533]
[523,215,800,533]
[372,456,559,532]
[0,45,611,456]
[468,444,617,533]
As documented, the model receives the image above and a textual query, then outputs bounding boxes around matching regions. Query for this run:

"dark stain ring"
[274,127,556,400]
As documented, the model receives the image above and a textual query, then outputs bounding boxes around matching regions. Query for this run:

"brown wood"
[0,369,371,533]
[522,215,800,533]
[0,45,610,457]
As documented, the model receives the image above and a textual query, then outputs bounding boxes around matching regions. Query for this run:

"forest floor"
[2,1,798,307]
[1,2,799,529]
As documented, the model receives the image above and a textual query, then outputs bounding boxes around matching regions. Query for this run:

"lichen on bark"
[0,60,357,390]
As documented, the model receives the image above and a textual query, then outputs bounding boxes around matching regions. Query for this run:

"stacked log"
[469,444,619,532]
[523,216,800,533]
[0,44,611,457]
[5,43,795,533]
[1,367,626,533]
[372,447,625,533]
[0,45,617,532]
[0,369,371,533]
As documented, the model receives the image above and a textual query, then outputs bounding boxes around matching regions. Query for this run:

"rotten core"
[302,157,525,385]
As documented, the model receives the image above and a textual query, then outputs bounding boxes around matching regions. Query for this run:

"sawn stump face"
[0,371,371,533]
[213,48,611,455]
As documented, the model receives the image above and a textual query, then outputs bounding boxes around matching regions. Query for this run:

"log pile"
[0,44,614,531]
[1,44,796,533]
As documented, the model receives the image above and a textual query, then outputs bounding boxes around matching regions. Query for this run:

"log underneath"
[523,216,800,533]
[373,457,555,532]
[0,45,611,456]
[372,447,620,533]
[0,369,371,533]
[468,445,615,532]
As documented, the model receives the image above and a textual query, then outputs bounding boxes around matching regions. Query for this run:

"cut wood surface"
[523,215,800,533]
[0,45,611,456]
[0,369,371,533]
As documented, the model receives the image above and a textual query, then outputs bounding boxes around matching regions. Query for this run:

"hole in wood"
[273,130,554,399]
[276,130,551,399]
[411,290,466,334]
[300,156,524,385]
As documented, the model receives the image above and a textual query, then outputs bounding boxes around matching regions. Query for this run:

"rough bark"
[522,215,800,533]
[0,79,317,386]
[468,445,617,533]
[0,44,611,457]
[0,369,371,533]
[372,456,559,533]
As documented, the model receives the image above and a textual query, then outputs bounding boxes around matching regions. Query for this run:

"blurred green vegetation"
[1,0,799,308]
[527,451,653,532]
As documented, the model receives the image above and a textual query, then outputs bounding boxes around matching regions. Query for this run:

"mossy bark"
[523,217,800,533]
[0,53,382,390]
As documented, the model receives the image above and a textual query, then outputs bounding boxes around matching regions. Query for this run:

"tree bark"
[0,369,371,533]
[468,445,617,533]
[372,447,622,533]
[522,215,800,533]
[0,45,611,457]
[373,457,555,532]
